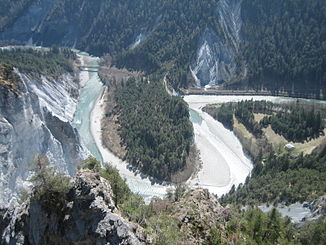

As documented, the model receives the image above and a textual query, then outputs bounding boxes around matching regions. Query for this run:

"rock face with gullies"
[0,68,87,208]
[191,0,245,87]
[0,169,143,245]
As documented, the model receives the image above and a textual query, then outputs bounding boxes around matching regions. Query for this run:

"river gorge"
[71,52,326,222]
[75,53,256,201]
[0,48,323,222]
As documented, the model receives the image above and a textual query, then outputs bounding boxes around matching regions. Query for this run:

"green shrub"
[82,156,101,172]
[100,163,131,206]
[145,215,182,245]
[30,156,71,212]
[120,194,152,226]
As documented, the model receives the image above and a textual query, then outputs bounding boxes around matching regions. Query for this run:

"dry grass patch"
[263,126,326,155]
[253,113,267,123]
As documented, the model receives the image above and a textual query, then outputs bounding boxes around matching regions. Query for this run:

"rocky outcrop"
[0,169,143,245]
[303,195,326,221]
[172,189,231,244]
[0,69,87,208]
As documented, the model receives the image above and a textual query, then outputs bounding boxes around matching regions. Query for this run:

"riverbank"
[100,86,127,160]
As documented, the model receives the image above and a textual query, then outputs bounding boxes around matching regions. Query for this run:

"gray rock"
[0,70,88,208]
[0,170,143,245]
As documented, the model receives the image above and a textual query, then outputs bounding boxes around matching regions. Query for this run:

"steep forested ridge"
[44,0,161,55]
[113,0,221,88]
[29,0,220,88]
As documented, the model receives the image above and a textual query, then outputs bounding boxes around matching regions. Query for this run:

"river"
[72,53,103,162]
[259,203,313,223]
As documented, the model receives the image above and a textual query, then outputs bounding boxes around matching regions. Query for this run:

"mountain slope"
[0,0,33,32]
[0,0,324,97]
[233,0,326,98]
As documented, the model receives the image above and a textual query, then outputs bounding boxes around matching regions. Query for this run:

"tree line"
[207,100,324,143]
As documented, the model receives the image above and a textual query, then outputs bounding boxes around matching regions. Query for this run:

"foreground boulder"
[0,170,143,245]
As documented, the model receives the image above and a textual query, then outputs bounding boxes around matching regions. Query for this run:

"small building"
[284,143,295,151]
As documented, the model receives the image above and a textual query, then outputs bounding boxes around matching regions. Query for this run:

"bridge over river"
[78,65,100,72]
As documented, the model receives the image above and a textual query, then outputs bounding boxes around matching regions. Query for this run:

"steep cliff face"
[191,0,245,87]
[0,170,143,245]
[0,69,87,208]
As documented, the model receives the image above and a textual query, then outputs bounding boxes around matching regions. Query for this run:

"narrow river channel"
[72,53,103,162]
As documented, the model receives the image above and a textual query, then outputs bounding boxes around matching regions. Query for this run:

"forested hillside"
[114,78,193,181]
[221,147,326,205]
[234,0,326,98]
[207,100,325,142]
[113,0,220,88]
[0,0,32,31]
[0,0,218,88]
